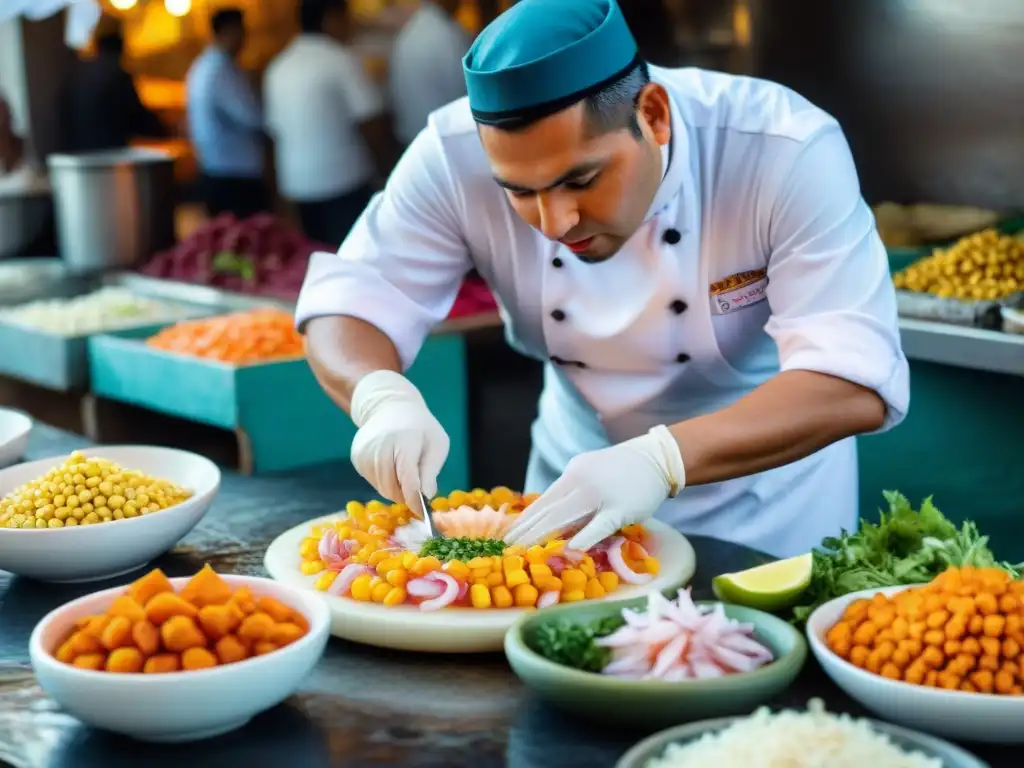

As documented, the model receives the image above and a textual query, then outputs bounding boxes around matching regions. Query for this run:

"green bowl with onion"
[504,593,807,730]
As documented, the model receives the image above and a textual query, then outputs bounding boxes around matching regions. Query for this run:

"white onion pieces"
[645,699,941,768]
[597,588,773,681]
[0,287,195,335]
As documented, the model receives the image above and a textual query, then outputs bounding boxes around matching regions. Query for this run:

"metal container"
[47,148,176,274]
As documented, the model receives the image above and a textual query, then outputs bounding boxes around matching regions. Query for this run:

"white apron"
[515,128,858,559]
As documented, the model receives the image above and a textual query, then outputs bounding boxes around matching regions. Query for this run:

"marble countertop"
[0,424,1014,768]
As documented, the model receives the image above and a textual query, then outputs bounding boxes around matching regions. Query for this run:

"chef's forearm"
[667,370,887,486]
[305,316,403,413]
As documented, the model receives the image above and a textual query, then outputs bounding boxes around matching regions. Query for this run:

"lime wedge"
[712,553,813,612]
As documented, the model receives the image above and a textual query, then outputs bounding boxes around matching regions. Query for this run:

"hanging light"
[165,0,192,17]
[110,0,138,9]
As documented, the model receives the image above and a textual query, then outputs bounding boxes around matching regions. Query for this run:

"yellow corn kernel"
[467,556,491,570]
[473,577,490,587]
[492,585,514,609]
[579,558,597,578]
[299,537,319,559]
[514,583,539,607]
[505,569,530,588]
[430,497,451,512]
[352,530,372,545]
[598,571,619,591]
[400,551,418,569]
[544,540,567,554]
[642,557,660,575]
[345,501,365,518]
[584,578,606,599]
[490,556,502,570]
[386,568,409,587]
[350,574,374,601]
[383,587,407,606]
[314,571,337,591]
[529,563,553,581]
[561,569,587,590]
[367,525,389,538]
[525,545,548,565]
[335,524,353,539]
[376,556,402,576]
[563,589,586,603]
[300,560,325,575]
[447,490,469,506]
[503,555,525,574]
[311,524,327,537]
[471,567,491,580]
[486,572,504,587]
[368,512,391,528]
[443,560,470,581]
[366,500,385,512]
[470,584,492,608]
[371,581,392,602]
[504,545,525,557]
[534,576,563,593]
[367,550,392,568]
[411,556,442,576]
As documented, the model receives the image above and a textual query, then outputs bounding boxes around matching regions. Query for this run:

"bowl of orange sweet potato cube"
[30,564,330,743]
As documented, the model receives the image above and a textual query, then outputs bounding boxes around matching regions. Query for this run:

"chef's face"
[479,84,672,263]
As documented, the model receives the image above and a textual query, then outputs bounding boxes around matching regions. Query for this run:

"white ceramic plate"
[808,585,1024,744]
[0,407,31,468]
[0,446,220,583]
[30,574,330,743]
[264,514,697,653]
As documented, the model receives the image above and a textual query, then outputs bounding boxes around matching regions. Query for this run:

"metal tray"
[102,273,297,313]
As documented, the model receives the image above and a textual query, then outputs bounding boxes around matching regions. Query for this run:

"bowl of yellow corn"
[0,446,220,583]
[263,487,697,653]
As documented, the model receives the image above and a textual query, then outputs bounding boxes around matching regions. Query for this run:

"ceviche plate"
[264,514,696,653]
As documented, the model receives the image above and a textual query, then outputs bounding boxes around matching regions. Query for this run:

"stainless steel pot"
[47,148,175,274]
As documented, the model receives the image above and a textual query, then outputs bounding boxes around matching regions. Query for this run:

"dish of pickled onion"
[263,487,697,653]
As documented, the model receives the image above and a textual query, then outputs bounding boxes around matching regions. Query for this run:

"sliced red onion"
[318,530,339,562]
[418,572,460,611]
[537,591,560,609]
[547,556,567,575]
[607,537,653,585]
[323,556,346,572]
[711,643,769,674]
[456,581,469,601]
[650,632,689,678]
[328,563,372,596]
[562,549,585,563]
[407,577,446,599]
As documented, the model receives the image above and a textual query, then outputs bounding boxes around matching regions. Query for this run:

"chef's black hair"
[476,59,651,140]
[300,0,347,33]
[211,8,244,37]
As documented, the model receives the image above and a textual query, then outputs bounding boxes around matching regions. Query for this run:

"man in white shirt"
[388,0,471,147]
[264,0,397,246]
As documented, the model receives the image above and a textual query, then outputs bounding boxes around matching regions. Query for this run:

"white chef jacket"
[388,2,471,147]
[296,66,911,558]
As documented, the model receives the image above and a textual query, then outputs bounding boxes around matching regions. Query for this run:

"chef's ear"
[636,84,671,147]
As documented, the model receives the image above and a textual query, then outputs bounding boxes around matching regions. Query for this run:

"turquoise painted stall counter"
[86,326,470,490]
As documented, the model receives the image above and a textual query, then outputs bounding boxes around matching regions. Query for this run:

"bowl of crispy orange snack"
[29,564,330,742]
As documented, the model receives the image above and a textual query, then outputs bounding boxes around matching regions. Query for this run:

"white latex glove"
[504,425,686,552]
[349,370,450,514]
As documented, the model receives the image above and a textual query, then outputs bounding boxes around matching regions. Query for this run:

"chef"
[297,0,910,558]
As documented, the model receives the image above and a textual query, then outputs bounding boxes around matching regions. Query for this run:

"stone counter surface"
[0,425,1014,767]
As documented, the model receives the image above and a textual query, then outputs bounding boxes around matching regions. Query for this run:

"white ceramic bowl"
[0,445,220,583]
[30,574,330,743]
[808,585,1024,744]
[264,513,697,653]
[0,407,31,468]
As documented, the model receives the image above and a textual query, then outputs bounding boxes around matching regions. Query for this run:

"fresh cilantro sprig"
[531,615,626,673]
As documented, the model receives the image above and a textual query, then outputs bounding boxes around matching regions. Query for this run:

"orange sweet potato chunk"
[72,653,106,671]
[106,647,144,673]
[179,564,233,608]
[132,620,160,656]
[145,592,198,625]
[107,596,147,624]
[269,622,305,648]
[160,615,207,653]
[197,604,241,641]
[100,616,134,651]
[143,653,181,674]
[229,587,256,615]
[256,596,294,623]
[237,612,275,643]
[128,568,174,607]
[214,634,249,665]
[181,647,218,671]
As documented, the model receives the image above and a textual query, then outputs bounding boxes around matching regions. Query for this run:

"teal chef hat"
[463,0,639,125]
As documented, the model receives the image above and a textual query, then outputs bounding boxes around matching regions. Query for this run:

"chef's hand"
[349,370,449,514]
[504,426,686,552]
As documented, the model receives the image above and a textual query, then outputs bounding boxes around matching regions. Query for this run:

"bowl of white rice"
[615,700,988,768]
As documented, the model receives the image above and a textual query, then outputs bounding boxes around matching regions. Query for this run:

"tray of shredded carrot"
[826,566,1024,695]
[146,308,303,364]
[296,487,662,611]
[54,565,310,673]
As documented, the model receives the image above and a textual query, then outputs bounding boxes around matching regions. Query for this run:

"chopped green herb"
[419,536,506,563]
[531,615,626,673]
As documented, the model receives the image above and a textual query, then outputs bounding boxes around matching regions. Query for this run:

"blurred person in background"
[388,0,470,148]
[187,7,267,219]
[60,15,168,154]
[264,0,396,246]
